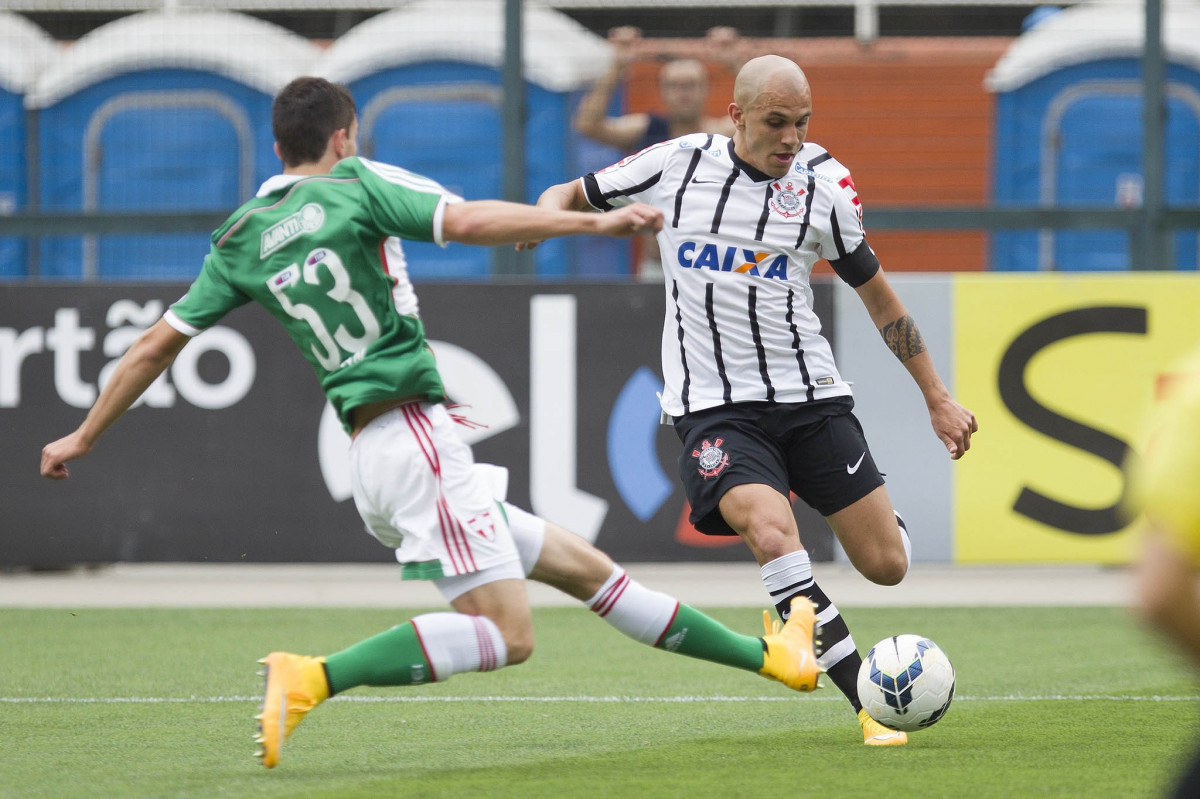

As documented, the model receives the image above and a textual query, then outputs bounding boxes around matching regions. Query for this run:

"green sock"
[656,604,765,672]
[323,622,432,694]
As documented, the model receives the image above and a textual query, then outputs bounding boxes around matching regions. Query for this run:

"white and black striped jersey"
[583,133,881,417]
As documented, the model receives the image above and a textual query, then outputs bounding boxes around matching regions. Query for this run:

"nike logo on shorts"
[846,452,866,474]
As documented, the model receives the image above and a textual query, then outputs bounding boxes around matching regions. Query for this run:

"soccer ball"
[857,635,956,732]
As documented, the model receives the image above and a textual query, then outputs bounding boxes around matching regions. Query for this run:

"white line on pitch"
[1,694,1197,704]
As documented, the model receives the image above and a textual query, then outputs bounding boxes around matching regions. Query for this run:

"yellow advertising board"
[954,274,1200,563]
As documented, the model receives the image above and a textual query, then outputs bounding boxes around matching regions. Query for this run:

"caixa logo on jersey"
[676,241,790,280]
[0,300,255,410]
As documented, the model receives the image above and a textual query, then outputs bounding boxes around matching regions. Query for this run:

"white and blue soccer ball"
[857,634,956,732]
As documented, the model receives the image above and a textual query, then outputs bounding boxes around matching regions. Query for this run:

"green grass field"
[4,605,1196,798]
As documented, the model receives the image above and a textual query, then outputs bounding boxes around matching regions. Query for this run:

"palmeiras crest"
[692,438,730,479]
[769,181,805,218]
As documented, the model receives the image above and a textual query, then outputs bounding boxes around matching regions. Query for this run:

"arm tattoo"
[880,314,927,362]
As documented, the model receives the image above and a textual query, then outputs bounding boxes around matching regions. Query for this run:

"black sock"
[773,580,863,713]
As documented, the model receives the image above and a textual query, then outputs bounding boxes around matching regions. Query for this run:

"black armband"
[828,241,881,288]
[582,174,612,210]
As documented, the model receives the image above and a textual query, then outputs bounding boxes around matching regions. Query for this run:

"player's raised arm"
[515,181,596,251]
[536,180,593,212]
[40,319,190,480]
[852,269,978,459]
[571,26,651,151]
[442,198,660,248]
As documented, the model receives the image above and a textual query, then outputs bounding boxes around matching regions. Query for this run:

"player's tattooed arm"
[880,314,927,363]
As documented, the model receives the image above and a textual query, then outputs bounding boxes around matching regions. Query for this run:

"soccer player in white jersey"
[39,77,824,769]
[529,55,978,745]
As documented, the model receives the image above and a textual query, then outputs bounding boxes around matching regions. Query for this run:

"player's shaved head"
[729,55,813,178]
[733,55,809,109]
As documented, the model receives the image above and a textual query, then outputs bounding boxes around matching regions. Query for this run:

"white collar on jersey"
[256,174,305,198]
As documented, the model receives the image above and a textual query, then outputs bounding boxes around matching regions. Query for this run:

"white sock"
[761,551,857,674]
[760,550,813,614]
[410,612,507,681]
[895,511,912,576]
[585,567,679,646]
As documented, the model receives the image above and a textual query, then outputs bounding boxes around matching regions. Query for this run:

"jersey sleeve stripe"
[830,206,849,259]
[163,308,203,337]
[754,183,772,241]
[602,139,675,170]
[806,151,834,168]
[432,196,457,247]
[582,174,610,210]
[600,171,664,202]
[672,148,705,228]
[360,157,451,195]
[709,167,740,234]
[747,286,775,402]
[704,282,733,404]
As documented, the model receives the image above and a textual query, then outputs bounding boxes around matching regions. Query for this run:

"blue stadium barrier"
[988,2,1200,271]
[24,10,316,280]
[318,2,629,281]
[0,13,56,279]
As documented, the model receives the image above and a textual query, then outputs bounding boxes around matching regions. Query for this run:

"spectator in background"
[574,26,747,278]
[573,25,745,154]
[1127,344,1200,798]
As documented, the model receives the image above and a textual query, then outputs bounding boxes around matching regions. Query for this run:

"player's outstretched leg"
[508,507,821,691]
[255,652,331,768]
[584,564,822,690]
[758,597,822,691]
[255,605,513,768]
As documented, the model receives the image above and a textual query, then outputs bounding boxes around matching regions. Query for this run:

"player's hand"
[607,26,643,68]
[598,203,664,238]
[40,431,92,480]
[929,397,978,460]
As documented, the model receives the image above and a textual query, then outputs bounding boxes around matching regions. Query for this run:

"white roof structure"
[317,0,611,93]
[986,0,1200,92]
[25,9,320,109]
[0,12,58,94]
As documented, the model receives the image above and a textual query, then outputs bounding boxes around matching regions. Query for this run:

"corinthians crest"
[692,438,730,479]
[769,181,805,218]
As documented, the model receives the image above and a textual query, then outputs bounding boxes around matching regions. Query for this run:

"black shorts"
[673,398,885,536]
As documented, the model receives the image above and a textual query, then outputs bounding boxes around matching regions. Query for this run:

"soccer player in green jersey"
[40,76,821,769]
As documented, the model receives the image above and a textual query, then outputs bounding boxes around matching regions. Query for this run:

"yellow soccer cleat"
[858,708,908,746]
[759,597,823,692]
[255,652,331,768]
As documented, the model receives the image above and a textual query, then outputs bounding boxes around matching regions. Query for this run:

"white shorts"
[348,402,521,580]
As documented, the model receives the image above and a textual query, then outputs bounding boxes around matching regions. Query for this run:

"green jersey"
[166,156,462,430]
